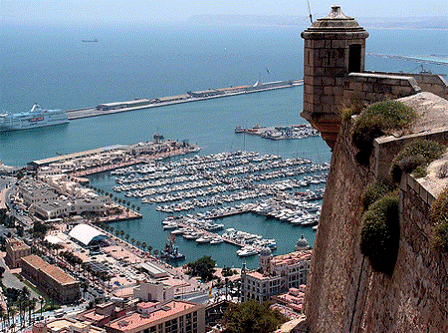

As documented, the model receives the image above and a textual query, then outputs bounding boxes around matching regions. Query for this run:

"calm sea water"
[1,22,446,268]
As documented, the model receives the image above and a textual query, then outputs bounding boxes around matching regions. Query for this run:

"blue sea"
[1,21,446,268]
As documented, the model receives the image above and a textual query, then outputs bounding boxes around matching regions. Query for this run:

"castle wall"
[304,116,448,332]
[365,71,448,100]
[343,73,421,105]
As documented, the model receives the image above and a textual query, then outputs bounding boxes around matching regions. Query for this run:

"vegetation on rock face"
[362,181,395,212]
[222,300,288,333]
[360,191,400,275]
[430,186,448,253]
[390,140,445,183]
[352,101,417,165]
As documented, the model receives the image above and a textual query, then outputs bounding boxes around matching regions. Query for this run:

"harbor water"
[1,22,447,268]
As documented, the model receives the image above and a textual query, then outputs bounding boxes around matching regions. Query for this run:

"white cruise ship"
[0,104,69,132]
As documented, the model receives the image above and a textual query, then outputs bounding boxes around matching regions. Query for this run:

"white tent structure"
[68,223,108,246]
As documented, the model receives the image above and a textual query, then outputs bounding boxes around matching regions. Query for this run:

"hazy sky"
[1,0,447,25]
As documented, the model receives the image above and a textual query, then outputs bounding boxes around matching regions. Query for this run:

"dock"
[65,79,303,120]
[235,123,320,140]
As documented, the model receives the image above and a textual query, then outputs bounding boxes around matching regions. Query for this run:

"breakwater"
[65,79,303,120]
[367,52,448,66]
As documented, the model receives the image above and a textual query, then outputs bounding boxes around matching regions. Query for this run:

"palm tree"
[115,230,120,237]
[136,240,141,248]
[120,230,125,236]
[141,242,147,251]
[147,245,152,254]
[137,206,141,211]
[125,234,130,241]
[153,249,159,256]
[130,238,135,245]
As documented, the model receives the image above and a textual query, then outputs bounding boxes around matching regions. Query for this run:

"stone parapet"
[364,71,448,100]
[344,72,421,105]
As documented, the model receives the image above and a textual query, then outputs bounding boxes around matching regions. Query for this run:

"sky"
[1,0,447,26]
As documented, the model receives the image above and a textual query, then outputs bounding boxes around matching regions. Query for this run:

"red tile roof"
[107,301,198,332]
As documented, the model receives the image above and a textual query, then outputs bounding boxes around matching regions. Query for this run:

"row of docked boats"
[161,215,276,256]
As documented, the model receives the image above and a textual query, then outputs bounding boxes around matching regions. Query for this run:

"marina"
[107,150,328,258]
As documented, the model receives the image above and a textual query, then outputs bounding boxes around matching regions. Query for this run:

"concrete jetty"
[65,79,303,120]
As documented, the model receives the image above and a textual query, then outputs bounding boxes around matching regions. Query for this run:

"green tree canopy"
[222,300,288,333]
[185,255,216,282]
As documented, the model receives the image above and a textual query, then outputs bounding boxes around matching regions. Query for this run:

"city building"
[5,238,31,268]
[78,301,129,328]
[21,254,80,304]
[241,248,312,303]
[105,300,205,333]
[29,196,111,220]
[19,178,59,206]
[68,223,109,247]
[30,319,106,333]
[133,281,174,303]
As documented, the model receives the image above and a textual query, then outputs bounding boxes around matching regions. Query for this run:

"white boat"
[171,228,185,235]
[210,236,224,244]
[163,222,178,230]
[196,235,212,244]
[236,246,259,257]
[183,232,199,240]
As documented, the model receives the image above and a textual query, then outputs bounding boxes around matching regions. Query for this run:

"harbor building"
[105,300,205,333]
[5,238,31,268]
[21,254,80,304]
[19,178,59,206]
[241,248,312,303]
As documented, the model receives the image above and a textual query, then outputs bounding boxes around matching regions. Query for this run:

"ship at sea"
[82,39,98,43]
[0,104,69,132]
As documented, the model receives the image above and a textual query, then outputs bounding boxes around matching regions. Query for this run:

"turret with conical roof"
[301,5,369,148]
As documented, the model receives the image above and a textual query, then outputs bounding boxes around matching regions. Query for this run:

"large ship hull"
[0,104,69,132]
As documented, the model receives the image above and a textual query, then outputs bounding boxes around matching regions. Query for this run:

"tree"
[222,300,288,333]
[153,249,159,256]
[130,238,135,245]
[147,245,152,254]
[185,255,216,282]
[141,242,147,251]
[125,234,130,241]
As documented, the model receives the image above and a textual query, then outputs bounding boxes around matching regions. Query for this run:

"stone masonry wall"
[305,117,448,332]
[343,73,421,106]
[350,174,448,332]
[365,71,448,100]
[304,119,375,332]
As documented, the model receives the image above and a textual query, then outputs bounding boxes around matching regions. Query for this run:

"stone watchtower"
[301,5,369,148]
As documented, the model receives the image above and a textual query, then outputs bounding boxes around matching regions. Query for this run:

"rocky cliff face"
[304,102,448,332]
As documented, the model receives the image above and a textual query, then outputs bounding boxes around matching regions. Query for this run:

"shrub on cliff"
[390,139,445,183]
[352,101,417,165]
[430,186,448,253]
[360,192,400,274]
[362,181,395,212]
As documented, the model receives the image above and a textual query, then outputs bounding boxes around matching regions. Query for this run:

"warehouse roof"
[68,223,108,246]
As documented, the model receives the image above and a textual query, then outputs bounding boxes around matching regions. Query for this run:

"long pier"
[65,79,303,120]
[367,52,448,66]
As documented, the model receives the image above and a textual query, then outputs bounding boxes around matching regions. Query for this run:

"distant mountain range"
[188,14,447,30]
